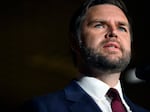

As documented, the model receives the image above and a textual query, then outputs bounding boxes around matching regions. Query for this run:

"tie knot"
[107,88,120,100]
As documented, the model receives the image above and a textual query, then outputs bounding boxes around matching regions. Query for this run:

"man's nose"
[105,30,118,39]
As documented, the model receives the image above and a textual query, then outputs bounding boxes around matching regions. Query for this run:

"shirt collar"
[77,76,123,100]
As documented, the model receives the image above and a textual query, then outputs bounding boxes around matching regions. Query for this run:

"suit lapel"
[64,80,102,112]
[123,94,147,112]
[70,97,102,112]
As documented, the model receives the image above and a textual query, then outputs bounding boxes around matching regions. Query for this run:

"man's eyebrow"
[87,20,106,25]
[118,21,129,28]
[87,20,129,28]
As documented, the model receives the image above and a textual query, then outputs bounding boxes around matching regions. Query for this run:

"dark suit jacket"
[18,80,150,112]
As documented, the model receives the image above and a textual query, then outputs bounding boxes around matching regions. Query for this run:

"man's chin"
[105,56,122,62]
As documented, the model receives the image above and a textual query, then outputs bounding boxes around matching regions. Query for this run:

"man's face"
[80,4,131,72]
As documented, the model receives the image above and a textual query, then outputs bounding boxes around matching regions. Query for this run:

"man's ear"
[69,33,82,67]
[69,33,80,54]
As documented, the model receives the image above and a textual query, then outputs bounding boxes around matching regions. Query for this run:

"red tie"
[107,88,127,112]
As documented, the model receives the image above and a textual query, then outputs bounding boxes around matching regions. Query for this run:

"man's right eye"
[94,24,104,28]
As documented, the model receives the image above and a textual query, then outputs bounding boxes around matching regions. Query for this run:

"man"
[19,0,150,112]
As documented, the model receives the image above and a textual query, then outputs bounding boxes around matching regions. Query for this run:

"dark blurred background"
[0,0,150,112]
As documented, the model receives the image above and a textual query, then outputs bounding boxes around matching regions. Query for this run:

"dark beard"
[80,45,131,73]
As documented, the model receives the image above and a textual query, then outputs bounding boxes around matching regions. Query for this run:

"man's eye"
[94,24,104,28]
[118,26,127,32]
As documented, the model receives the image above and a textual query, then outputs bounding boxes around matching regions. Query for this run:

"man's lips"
[103,42,120,49]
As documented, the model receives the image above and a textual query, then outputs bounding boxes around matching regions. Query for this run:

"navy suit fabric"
[18,80,150,112]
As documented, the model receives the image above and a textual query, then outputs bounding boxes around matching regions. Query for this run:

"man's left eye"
[118,27,127,32]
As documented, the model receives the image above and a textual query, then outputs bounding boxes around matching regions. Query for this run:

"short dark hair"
[69,0,133,45]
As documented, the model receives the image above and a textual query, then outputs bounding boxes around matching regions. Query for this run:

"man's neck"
[95,72,120,87]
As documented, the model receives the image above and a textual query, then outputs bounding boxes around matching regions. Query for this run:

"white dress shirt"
[77,76,132,112]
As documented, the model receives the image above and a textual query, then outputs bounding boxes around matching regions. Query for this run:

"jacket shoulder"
[17,89,69,112]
